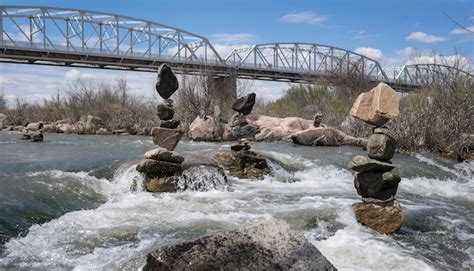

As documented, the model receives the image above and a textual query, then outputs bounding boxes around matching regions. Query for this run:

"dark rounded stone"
[354,171,401,200]
[136,159,182,176]
[155,64,179,99]
[367,133,397,161]
[232,93,256,115]
[160,120,180,129]
[231,123,260,139]
[31,133,43,142]
[348,155,396,172]
[157,103,175,120]
[230,143,251,151]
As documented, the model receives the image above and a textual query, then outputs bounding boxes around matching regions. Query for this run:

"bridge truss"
[0,5,472,91]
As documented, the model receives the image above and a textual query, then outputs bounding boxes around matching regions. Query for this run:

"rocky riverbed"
[0,132,472,270]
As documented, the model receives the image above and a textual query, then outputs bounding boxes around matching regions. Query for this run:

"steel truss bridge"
[0,5,472,91]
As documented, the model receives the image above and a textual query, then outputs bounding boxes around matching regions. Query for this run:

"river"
[0,132,472,270]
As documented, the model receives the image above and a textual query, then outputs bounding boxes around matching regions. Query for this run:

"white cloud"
[211,33,257,43]
[354,47,385,60]
[450,25,474,35]
[280,11,328,25]
[396,47,417,56]
[405,54,472,70]
[405,32,447,43]
[352,31,377,40]
[64,69,96,80]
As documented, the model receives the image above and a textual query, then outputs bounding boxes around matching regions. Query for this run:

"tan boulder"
[254,116,313,141]
[144,176,179,193]
[42,124,58,133]
[353,200,403,234]
[350,82,400,126]
[188,116,221,141]
[57,123,76,134]
[96,128,111,135]
[26,122,44,131]
[291,127,368,147]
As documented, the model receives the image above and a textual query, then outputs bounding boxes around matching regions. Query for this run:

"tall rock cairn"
[136,64,185,192]
[348,82,402,234]
[151,64,184,151]
[229,93,260,139]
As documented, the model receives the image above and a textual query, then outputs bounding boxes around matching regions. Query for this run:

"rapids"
[0,132,472,270]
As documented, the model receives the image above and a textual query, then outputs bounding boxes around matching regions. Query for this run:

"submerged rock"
[232,93,256,115]
[348,156,396,172]
[143,218,336,271]
[144,175,179,192]
[212,150,270,180]
[31,133,43,142]
[353,200,403,234]
[155,64,179,99]
[350,82,400,126]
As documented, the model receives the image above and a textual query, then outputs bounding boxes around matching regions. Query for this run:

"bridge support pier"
[207,75,237,120]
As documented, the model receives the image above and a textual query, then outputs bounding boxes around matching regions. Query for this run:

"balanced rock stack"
[229,93,260,139]
[212,138,270,180]
[152,64,183,151]
[136,147,185,192]
[348,82,403,234]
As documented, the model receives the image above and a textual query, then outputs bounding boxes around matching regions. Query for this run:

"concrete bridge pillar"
[207,75,237,120]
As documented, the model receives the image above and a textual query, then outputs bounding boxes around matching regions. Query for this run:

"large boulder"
[232,93,256,115]
[354,171,401,200]
[26,122,44,131]
[42,124,58,133]
[155,64,179,99]
[353,200,403,234]
[56,123,76,134]
[188,116,221,141]
[143,219,336,271]
[255,116,313,142]
[212,150,270,180]
[151,127,184,151]
[350,82,400,126]
[348,156,396,172]
[292,127,367,148]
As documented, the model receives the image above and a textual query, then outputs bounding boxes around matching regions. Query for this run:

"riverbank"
[0,132,472,269]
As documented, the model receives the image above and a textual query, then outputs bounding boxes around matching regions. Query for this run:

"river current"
[0,132,472,270]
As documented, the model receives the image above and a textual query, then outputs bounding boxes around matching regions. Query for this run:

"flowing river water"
[0,132,472,270]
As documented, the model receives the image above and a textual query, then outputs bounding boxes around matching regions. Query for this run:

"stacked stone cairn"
[229,93,260,139]
[212,94,270,180]
[348,82,403,234]
[136,63,185,192]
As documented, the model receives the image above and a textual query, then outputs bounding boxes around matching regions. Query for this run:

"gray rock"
[31,133,43,142]
[156,103,174,120]
[144,175,179,193]
[314,113,323,127]
[232,93,256,115]
[231,123,260,139]
[229,113,248,127]
[143,218,336,271]
[160,120,180,129]
[373,126,389,135]
[230,143,251,151]
[155,64,179,99]
[136,159,182,176]
[367,133,396,161]
[354,171,401,200]
[348,156,396,172]
[144,147,185,163]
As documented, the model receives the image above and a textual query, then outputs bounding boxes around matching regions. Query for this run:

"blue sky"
[0,0,473,104]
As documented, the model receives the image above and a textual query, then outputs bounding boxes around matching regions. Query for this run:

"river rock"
[156,103,174,120]
[350,82,400,126]
[155,64,179,99]
[229,113,248,127]
[212,150,270,180]
[231,143,251,151]
[373,126,389,135]
[26,122,44,131]
[144,147,185,163]
[231,123,260,139]
[31,133,43,142]
[144,175,179,193]
[143,218,336,271]
[348,155,396,172]
[96,128,111,135]
[42,124,58,133]
[313,113,323,127]
[188,116,221,141]
[353,200,403,234]
[354,171,401,200]
[254,116,313,141]
[232,93,256,115]
[151,127,184,151]
[292,127,367,148]
[367,133,396,161]
[159,119,180,129]
[136,159,182,176]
